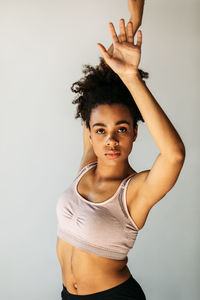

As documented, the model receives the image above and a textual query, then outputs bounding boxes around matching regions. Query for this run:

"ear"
[89,133,93,145]
[132,125,138,142]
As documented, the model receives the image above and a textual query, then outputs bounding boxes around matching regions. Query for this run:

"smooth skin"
[96,19,185,211]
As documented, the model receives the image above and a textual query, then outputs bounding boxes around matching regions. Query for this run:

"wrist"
[120,71,142,85]
[129,16,141,28]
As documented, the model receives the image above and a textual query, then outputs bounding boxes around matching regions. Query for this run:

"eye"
[118,127,127,133]
[96,128,105,134]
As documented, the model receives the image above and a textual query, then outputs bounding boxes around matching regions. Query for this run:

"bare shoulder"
[128,169,150,196]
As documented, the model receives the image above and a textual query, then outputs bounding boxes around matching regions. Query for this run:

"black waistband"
[62,275,135,298]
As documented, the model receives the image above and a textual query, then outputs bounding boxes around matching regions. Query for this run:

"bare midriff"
[56,237,132,295]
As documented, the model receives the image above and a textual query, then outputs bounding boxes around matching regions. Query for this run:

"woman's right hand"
[107,0,145,56]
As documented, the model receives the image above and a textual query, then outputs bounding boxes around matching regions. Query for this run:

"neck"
[93,158,133,182]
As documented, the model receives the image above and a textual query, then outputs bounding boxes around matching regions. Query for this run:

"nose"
[106,134,119,147]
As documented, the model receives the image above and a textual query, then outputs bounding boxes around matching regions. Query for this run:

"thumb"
[97,43,111,63]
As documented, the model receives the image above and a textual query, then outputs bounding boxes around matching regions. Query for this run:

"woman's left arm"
[121,67,185,208]
[97,19,185,208]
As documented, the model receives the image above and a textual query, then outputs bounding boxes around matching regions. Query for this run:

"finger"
[97,43,112,63]
[127,21,134,44]
[136,30,142,48]
[109,22,119,44]
[119,18,126,42]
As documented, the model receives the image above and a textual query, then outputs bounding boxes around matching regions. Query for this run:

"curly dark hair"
[71,57,149,130]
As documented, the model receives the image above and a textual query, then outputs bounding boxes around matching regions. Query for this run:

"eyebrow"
[92,120,131,128]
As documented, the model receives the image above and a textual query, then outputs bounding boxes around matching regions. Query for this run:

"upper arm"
[136,152,185,209]
[78,147,97,174]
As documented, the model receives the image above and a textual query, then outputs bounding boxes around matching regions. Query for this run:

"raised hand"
[97,19,142,78]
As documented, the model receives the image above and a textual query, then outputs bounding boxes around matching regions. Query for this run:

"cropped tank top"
[56,161,140,260]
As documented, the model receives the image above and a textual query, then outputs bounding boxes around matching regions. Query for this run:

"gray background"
[0,0,199,299]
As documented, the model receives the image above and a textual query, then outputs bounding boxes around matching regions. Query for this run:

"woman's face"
[89,104,138,162]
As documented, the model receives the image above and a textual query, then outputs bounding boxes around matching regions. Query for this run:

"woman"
[56,1,185,299]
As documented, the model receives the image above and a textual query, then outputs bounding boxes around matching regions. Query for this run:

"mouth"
[105,151,120,159]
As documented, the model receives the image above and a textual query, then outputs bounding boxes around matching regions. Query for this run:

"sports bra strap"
[119,174,136,194]
[73,161,97,182]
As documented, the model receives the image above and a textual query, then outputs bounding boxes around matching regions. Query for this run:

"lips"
[106,151,120,155]
[105,151,120,158]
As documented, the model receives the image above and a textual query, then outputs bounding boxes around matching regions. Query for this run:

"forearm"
[120,73,185,158]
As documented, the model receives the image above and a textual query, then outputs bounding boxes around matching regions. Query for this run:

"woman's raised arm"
[97,19,185,209]
[78,1,145,172]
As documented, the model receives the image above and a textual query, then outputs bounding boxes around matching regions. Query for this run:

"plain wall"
[0,0,199,299]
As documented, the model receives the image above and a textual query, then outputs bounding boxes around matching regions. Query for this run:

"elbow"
[173,143,186,162]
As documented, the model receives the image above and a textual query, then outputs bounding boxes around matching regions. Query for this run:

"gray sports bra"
[56,161,140,260]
